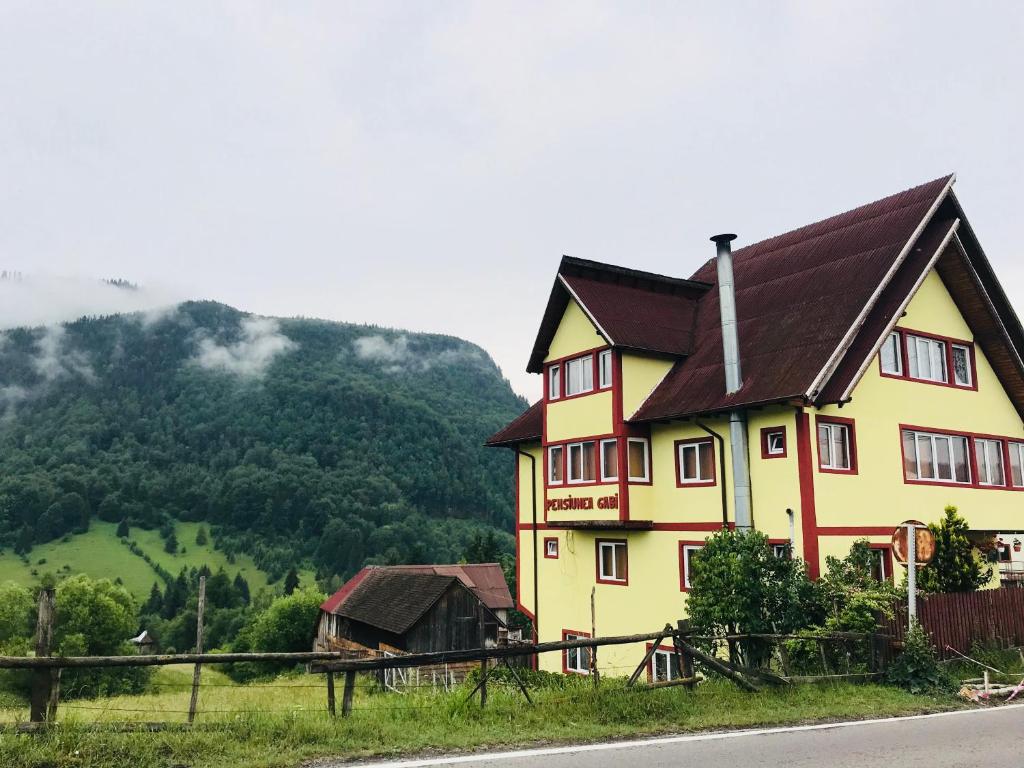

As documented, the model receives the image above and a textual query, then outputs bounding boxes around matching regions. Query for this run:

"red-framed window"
[562,629,592,674]
[760,426,787,459]
[900,424,1024,491]
[675,438,716,487]
[543,346,614,403]
[678,540,705,592]
[543,537,559,559]
[595,539,628,585]
[869,544,894,583]
[879,327,977,391]
[816,415,857,474]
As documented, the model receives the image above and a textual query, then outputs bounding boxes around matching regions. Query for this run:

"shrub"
[886,624,957,694]
[918,505,992,593]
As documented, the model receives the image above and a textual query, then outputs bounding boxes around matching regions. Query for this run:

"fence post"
[30,587,56,724]
[479,658,488,708]
[342,670,355,717]
[326,671,336,717]
[675,620,696,690]
[188,575,206,725]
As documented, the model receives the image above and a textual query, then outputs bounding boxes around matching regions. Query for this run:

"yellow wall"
[621,353,674,418]
[812,270,1024,538]
[545,299,605,362]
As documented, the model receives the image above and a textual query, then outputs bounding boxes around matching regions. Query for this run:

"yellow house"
[487,174,1024,678]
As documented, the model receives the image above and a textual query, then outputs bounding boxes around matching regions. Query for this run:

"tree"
[195,526,208,546]
[164,531,179,554]
[116,518,129,538]
[142,582,163,615]
[0,582,34,645]
[818,540,901,633]
[918,505,992,593]
[283,567,300,595]
[233,573,251,605]
[687,529,823,666]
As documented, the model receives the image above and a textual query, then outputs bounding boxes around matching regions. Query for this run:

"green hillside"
[0,301,526,592]
[0,521,314,598]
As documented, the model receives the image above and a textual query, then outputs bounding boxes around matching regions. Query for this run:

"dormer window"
[565,355,594,396]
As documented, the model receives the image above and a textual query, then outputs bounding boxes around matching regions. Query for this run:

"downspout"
[513,447,539,649]
[695,421,729,529]
[712,233,753,530]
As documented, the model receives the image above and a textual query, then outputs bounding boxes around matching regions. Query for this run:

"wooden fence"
[879,588,1024,658]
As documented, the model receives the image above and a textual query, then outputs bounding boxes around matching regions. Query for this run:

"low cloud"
[0,385,29,421]
[0,273,184,330]
[353,334,486,374]
[193,317,296,378]
[32,325,95,383]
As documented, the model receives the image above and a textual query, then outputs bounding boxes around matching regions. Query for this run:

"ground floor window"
[678,542,705,590]
[869,546,891,582]
[563,631,591,674]
[650,648,681,682]
[596,539,628,584]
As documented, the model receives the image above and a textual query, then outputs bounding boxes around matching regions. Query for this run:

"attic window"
[598,349,613,389]
[880,332,903,375]
[565,355,594,396]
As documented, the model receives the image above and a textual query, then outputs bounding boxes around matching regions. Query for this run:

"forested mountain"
[0,302,526,584]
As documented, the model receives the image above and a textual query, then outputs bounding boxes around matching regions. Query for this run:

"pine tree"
[233,573,251,605]
[195,526,208,546]
[142,582,163,615]
[918,505,992,593]
[164,531,179,554]
[283,567,300,595]
[116,519,129,538]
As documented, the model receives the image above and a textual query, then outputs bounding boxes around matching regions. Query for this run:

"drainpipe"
[712,233,753,530]
[513,447,539,652]
[696,421,729,529]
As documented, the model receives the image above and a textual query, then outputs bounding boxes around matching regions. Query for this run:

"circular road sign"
[891,520,936,567]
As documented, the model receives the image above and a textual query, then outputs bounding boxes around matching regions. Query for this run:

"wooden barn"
[314,564,513,656]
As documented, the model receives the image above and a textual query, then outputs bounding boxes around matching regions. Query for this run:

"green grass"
[0,521,314,599]
[0,672,965,768]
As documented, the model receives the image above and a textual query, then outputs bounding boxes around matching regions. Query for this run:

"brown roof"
[632,175,954,421]
[527,257,711,373]
[321,563,514,625]
[329,570,458,635]
[485,400,542,446]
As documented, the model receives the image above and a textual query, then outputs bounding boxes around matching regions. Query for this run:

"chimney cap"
[710,233,737,245]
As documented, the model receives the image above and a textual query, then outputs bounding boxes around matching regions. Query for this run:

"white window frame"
[818,422,852,471]
[766,431,785,456]
[548,365,561,400]
[677,440,714,484]
[880,331,903,375]
[597,540,627,583]
[545,539,559,558]
[598,349,613,389]
[869,548,889,582]
[565,633,591,674]
[975,438,1005,486]
[651,648,680,682]
[1010,442,1024,488]
[906,334,948,383]
[902,429,971,484]
[681,544,703,589]
[567,441,596,484]
[547,445,564,485]
[627,437,650,482]
[772,543,792,559]
[951,343,972,387]
[565,355,594,396]
[600,439,618,482]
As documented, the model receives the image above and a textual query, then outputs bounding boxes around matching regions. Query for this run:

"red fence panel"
[879,588,1024,658]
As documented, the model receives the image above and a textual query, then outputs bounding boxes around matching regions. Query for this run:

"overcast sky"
[2,2,1022,400]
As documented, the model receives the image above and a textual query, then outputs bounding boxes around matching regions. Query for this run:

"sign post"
[891,520,935,632]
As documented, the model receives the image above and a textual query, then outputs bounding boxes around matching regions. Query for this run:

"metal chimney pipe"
[711,233,752,530]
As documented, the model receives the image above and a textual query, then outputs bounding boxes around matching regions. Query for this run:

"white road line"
[350,703,1024,767]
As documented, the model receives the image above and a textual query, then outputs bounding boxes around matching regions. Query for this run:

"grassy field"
[0,521,314,599]
[0,667,966,768]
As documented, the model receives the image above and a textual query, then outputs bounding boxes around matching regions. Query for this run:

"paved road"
[340,705,1024,768]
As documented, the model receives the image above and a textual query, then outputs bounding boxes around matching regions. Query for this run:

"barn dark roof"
[321,563,514,630]
[485,400,542,446]
[329,570,458,635]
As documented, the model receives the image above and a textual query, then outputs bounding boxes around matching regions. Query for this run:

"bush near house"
[918,505,992,593]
